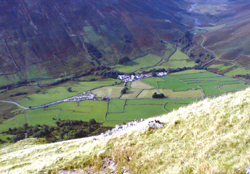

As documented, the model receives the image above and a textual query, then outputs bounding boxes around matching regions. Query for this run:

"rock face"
[0,0,195,86]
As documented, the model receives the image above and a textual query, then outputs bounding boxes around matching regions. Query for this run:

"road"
[0,100,29,110]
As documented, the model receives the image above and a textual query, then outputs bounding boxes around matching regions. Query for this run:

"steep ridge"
[201,1,250,61]
[1,88,250,173]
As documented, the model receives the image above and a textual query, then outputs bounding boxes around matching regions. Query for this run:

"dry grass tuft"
[1,89,250,173]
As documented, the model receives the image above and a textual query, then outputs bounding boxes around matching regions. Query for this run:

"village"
[118,72,167,83]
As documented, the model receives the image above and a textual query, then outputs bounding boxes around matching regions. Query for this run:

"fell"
[1,88,250,173]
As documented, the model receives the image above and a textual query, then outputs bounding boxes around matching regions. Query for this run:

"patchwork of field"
[18,78,119,107]
[106,98,196,121]
[0,70,249,133]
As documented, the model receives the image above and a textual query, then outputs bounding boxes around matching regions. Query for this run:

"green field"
[160,89,203,98]
[107,105,167,121]
[0,74,21,87]
[141,77,164,88]
[165,103,188,112]
[120,89,142,99]
[137,89,160,99]
[114,54,161,73]
[160,60,196,69]
[183,76,238,82]
[0,101,108,132]
[172,72,219,80]
[200,86,225,96]
[158,76,187,88]
[107,98,197,121]
[126,98,196,105]
[220,84,249,92]
[170,69,207,75]
[157,77,199,91]
[92,86,123,98]
[108,99,126,113]
[0,114,27,132]
[225,68,250,77]
[131,80,154,89]
[209,64,234,71]
[170,48,190,60]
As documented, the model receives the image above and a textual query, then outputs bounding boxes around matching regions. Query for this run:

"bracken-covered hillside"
[1,88,250,173]
[0,0,193,86]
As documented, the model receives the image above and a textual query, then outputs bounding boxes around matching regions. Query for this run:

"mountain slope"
[0,0,193,86]
[202,1,250,61]
[1,88,250,173]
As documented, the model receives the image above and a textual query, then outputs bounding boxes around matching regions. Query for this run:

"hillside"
[1,88,250,173]
[0,0,193,87]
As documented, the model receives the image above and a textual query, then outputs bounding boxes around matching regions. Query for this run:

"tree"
[67,87,72,92]
[118,56,130,64]
[59,132,65,139]
[152,92,165,98]
[33,125,39,133]
[121,87,129,95]
[89,119,96,126]
[23,123,29,130]
[194,58,201,63]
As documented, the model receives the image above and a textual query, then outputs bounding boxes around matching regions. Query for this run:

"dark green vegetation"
[0,119,112,144]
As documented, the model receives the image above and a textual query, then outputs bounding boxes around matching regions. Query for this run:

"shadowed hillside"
[0,0,195,86]
[202,1,250,61]
[1,88,250,173]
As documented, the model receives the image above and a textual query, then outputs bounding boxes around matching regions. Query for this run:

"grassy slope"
[1,89,250,173]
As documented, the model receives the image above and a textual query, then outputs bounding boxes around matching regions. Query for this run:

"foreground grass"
[1,88,250,173]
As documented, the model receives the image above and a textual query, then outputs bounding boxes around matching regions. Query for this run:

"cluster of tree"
[167,65,207,74]
[141,68,167,74]
[95,70,124,79]
[0,119,112,144]
[0,80,36,91]
[235,74,250,79]
[49,78,71,86]
[84,42,102,59]
[118,56,131,64]
[121,87,129,95]
[0,138,6,144]
[9,92,28,97]
[152,92,165,98]
[188,49,215,64]
[175,31,193,51]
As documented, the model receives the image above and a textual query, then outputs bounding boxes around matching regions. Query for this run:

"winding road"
[0,100,29,110]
